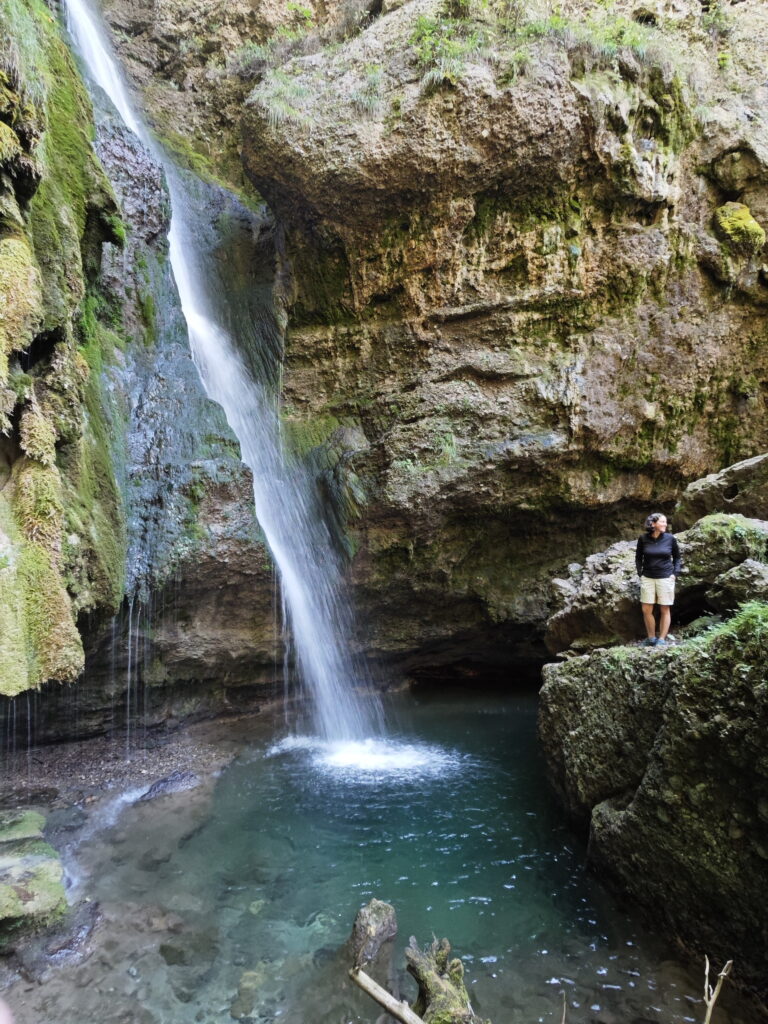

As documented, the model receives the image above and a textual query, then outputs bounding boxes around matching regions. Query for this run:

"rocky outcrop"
[674,452,768,529]
[539,481,768,991]
[95,0,768,671]
[545,510,768,654]
[540,602,768,992]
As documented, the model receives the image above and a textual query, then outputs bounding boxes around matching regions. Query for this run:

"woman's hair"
[644,512,667,535]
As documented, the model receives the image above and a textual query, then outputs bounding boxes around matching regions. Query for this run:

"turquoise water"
[10,694,750,1024]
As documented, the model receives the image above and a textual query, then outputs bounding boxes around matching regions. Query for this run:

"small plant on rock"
[349,63,384,117]
[410,14,484,93]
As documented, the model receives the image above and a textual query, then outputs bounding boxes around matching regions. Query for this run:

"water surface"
[8,694,751,1024]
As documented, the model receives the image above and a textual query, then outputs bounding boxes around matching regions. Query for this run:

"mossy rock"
[0,835,66,943]
[0,121,22,165]
[0,810,45,843]
[713,202,766,257]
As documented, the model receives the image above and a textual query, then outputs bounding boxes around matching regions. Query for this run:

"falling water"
[64,0,383,742]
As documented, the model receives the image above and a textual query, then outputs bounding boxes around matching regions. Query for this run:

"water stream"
[65,0,382,743]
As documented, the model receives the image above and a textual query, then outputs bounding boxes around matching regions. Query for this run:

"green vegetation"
[350,64,384,118]
[410,13,486,92]
[251,68,311,128]
[281,410,342,459]
[0,0,128,694]
[230,3,318,81]
[713,202,766,257]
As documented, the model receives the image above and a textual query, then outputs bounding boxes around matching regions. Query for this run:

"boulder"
[539,598,768,994]
[706,558,768,613]
[674,452,768,529]
[0,810,66,948]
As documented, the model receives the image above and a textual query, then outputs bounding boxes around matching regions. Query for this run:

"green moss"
[688,513,768,563]
[23,0,116,327]
[17,542,83,684]
[138,289,157,347]
[713,202,766,257]
[19,398,57,465]
[0,810,45,842]
[12,459,64,549]
[0,120,22,164]
[0,234,42,370]
[0,837,66,943]
[103,212,127,247]
[281,411,341,458]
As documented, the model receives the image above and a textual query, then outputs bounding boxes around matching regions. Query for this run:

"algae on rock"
[0,0,128,696]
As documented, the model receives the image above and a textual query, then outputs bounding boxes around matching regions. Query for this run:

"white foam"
[267,735,466,780]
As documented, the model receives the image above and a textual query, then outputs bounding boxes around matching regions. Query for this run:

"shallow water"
[6,694,755,1024]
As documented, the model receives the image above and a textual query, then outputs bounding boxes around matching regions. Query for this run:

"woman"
[635,512,682,647]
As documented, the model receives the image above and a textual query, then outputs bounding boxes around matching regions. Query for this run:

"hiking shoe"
[653,637,669,647]
[640,638,656,647]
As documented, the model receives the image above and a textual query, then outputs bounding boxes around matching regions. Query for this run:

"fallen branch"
[703,957,733,1024]
[349,967,425,1024]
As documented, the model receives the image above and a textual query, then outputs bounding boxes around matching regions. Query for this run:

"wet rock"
[230,964,268,1020]
[138,770,200,802]
[0,789,59,810]
[45,805,89,835]
[14,898,102,982]
[350,897,397,969]
[0,825,66,949]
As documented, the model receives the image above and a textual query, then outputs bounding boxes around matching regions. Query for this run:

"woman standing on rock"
[636,512,682,647]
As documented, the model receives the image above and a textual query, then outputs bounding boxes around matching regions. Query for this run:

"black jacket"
[636,532,682,579]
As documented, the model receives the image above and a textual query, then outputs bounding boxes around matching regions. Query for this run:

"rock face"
[95,0,768,672]
[1,0,127,697]
[539,491,768,992]
[545,510,768,654]
[1,1,283,737]
[232,0,768,670]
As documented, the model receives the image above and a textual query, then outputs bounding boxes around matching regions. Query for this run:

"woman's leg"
[642,603,656,639]
[659,604,671,640]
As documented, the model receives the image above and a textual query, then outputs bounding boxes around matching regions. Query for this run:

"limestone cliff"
[101,0,768,673]
[1,0,281,729]
[1,0,126,696]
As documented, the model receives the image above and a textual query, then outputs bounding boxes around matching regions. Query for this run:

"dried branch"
[703,956,733,1024]
[349,967,425,1024]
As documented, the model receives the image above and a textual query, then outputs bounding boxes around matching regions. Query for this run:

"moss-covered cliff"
[539,486,768,993]
[99,0,768,673]
[1,0,282,721]
[0,0,127,696]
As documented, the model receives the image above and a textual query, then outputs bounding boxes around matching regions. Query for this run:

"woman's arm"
[635,535,644,576]
[671,535,682,576]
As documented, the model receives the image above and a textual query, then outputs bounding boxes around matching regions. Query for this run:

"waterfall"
[64,0,383,742]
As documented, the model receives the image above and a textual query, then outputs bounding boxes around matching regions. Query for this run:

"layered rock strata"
[102,0,768,672]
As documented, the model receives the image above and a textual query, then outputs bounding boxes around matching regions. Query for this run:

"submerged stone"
[0,824,66,946]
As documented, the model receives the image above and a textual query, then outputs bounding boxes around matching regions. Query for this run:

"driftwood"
[348,900,490,1024]
[406,936,488,1024]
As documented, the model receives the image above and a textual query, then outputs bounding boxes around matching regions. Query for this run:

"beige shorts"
[640,575,675,606]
